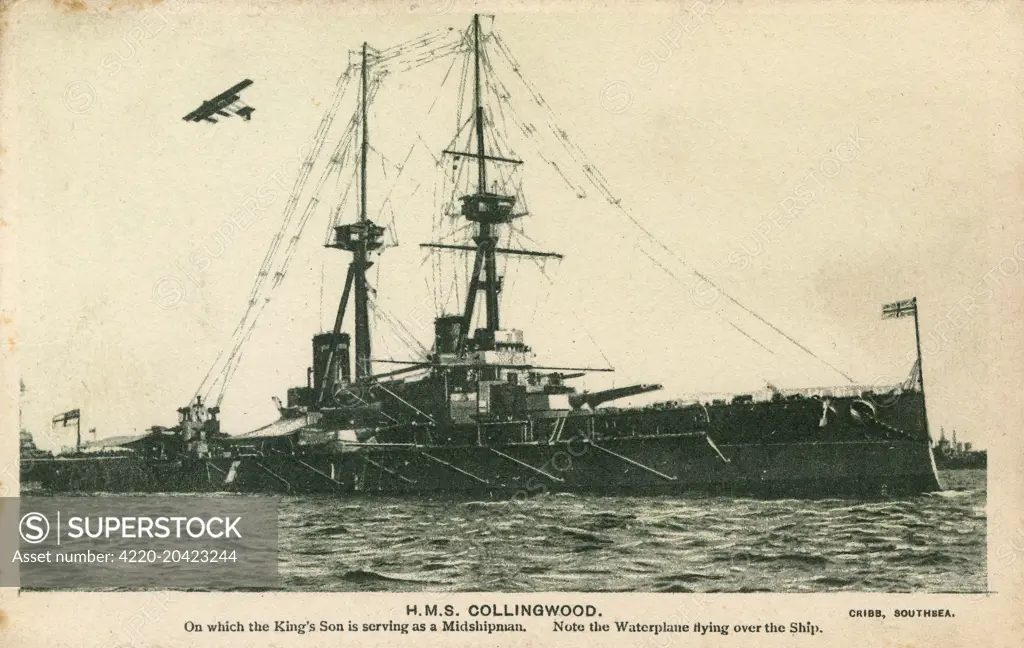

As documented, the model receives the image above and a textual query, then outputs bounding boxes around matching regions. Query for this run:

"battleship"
[22,16,942,498]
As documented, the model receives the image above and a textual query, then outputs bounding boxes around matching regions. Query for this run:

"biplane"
[182,79,256,123]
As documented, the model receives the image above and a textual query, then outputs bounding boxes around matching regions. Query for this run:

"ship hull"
[22,391,943,498]
[23,438,941,499]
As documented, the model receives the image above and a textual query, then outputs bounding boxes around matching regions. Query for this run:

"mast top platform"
[459,192,517,224]
[327,221,386,253]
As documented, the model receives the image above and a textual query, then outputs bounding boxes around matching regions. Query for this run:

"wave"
[810,575,858,587]
[339,569,452,585]
[274,471,986,593]
[924,489,975,499]
[554,526,613,545]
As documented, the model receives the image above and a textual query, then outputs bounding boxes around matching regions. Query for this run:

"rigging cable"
[194,34,470,406]
[488,31,855,383]
[192,64,356,403]
[210,78,383,404]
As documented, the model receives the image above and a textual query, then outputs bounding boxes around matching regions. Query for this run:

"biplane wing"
[182,79,256,123]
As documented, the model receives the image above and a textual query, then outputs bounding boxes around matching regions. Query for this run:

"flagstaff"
[882,296,931,439]
[911,296,931,439]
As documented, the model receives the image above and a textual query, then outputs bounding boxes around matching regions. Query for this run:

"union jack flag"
[882,298,916,319]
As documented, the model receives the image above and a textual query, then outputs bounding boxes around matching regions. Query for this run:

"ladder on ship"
[547,413,569,444]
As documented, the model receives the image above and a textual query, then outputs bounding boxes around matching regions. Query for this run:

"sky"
[4,1,1021,451]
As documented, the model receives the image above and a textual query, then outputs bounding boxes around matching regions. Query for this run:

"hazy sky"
[5,1,1021,450]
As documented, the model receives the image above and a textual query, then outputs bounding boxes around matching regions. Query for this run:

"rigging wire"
[192,64,356,404]
[468,35,605,370]
[368,294,431,360]
[487,31,855,384]
[728,321,776,357]
[193,33,469,406]
[194,18,852,413]
[209,77,385,404]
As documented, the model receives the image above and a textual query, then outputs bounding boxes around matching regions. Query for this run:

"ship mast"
[423,15,563,353]
[454,14,511,350]
[322,42,385,399]
[473,14,487,199]
[473,15,501,334]
[354,41,374,380]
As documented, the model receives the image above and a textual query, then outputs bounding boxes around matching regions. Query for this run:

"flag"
[882,298,916,319]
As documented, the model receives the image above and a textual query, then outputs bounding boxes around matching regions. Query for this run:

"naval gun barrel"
[569,383,662,409]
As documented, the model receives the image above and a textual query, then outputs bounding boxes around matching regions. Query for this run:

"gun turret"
[569,383,662,409]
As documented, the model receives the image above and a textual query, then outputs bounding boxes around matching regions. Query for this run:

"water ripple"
[278,469,987,593]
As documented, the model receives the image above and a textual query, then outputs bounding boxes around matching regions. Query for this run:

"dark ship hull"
[23,391,942,498]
